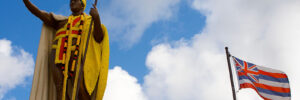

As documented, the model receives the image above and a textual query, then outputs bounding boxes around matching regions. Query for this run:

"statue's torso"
[52,14,84,75]
[49,14,95,99]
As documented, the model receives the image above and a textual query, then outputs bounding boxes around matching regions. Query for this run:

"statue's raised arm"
[23,0,56,28]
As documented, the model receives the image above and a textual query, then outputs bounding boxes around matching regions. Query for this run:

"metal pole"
[225,47,237,100]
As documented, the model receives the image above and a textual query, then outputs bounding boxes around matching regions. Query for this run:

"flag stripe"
[259,74,289,83]
[259,70,288,78]
[239,80,290,100]
[254,83,291,93]
[257,87,291,97]
[260,92,291,100]
[240,83,271,100]
[258,66,284,73]
[238,75,249,80]
[239,78,290,93]
[259,79,290,88]
[239,79,255,86]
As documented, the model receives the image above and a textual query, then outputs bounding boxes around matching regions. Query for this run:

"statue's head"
[70,0,86,13]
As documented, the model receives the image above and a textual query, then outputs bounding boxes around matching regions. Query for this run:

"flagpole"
[225,47,237,100]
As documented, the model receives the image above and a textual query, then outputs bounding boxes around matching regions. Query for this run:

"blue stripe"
[238,75,248,80]
[238,75,257,82]
[257,87,291,97]
[259,75,289,83]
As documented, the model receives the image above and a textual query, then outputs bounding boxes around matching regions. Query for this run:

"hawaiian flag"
[233,57,291,100]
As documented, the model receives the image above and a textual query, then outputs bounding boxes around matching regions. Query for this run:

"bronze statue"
[23,0,110,100]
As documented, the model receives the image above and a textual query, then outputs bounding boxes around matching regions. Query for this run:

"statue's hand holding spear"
[90,2,104,43]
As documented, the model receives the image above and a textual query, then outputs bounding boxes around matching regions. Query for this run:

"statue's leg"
[78,73,92,100]
[50,50,64,100]
[77,73,99,100]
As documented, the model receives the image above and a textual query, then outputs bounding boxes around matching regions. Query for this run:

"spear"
[71,0,99,99]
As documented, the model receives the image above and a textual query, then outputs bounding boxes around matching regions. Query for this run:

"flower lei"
[61,13,85,100]
[59,14,84,77]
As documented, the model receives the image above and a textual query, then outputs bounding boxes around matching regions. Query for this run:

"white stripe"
[239,78,290,89]
[260,92,291,100]
[259,79,290,88]
[257,66,285,74]
[238,79,254,86]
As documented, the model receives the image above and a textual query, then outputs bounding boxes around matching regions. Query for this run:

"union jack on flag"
[234,57,259,83]
[233,57,291,100]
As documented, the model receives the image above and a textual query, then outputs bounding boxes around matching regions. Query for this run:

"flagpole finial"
[225,47,231,57]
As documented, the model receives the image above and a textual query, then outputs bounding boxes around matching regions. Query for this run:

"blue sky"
[0,0,205,99]
[1,0,300,100]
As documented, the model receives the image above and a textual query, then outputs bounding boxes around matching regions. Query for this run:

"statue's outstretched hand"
[23,0,55,28]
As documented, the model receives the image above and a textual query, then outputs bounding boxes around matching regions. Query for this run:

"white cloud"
[144,38,237,100]
[0,39,34,99]
[102,0,181,48]
[142,0,300,100]
[100,0,300,100]
[103,66,147,100]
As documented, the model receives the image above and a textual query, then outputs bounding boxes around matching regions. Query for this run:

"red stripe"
[56,31,66,36]
[240,83,271,100]
[238,70,288,79]
[72,30,79,34]
[254,83,290,93]
[59,37,66,60]
[259,70,288,78]
[72,17,81,26]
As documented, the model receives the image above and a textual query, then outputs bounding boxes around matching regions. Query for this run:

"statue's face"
[70,0,83,13]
